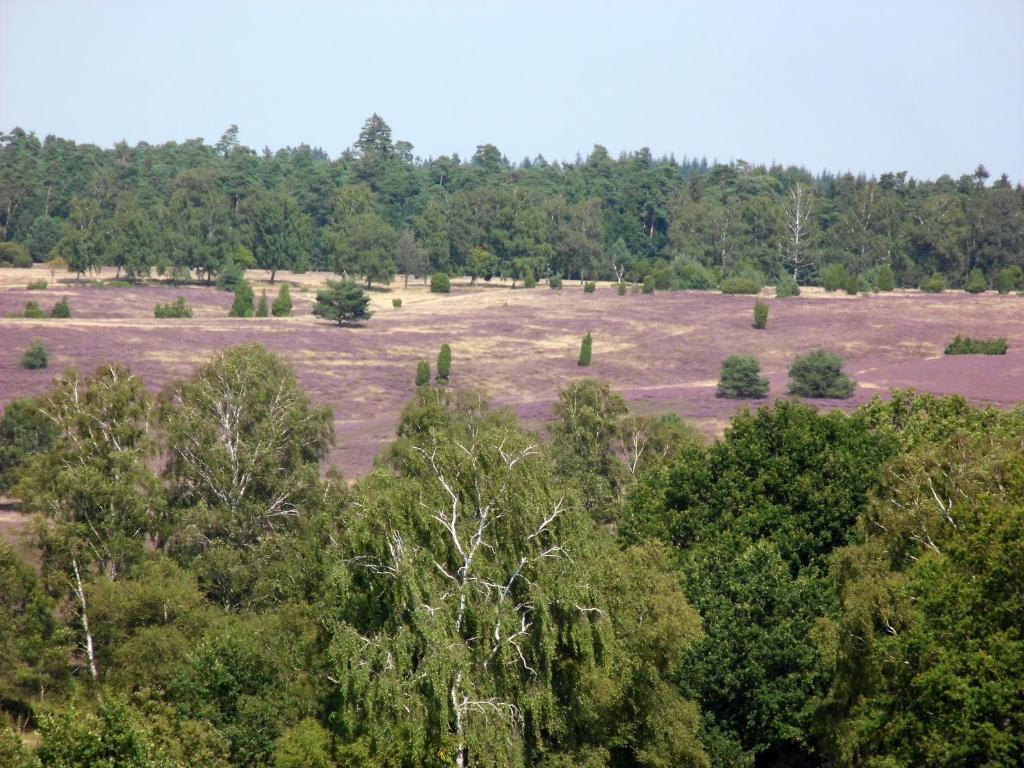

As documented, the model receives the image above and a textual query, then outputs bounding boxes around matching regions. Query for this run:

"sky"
[1,0,1022,181]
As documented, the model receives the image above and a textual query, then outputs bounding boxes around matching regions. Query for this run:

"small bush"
[256,290,269,317]
[963,269,987,293]
[921,273,947,293]
[0,242,32,267]
[23,301,46,318]
[788,349,855,399]
[229,279,255,317]
[578,332,592,367]
[994,265,1023,294]
[549,274,563,290]
[436,343,451,383]
[617,281,626,296]
[753,300,769,329]
[430,272,451,293]
[675,260,717,290]
[523,268,537,288]
[415,359,431,386]
[843,273,863,295]
[392,297,402,308]
[49,297,71,318]
[652,267,673,291]
[720,275,761,294]
[821,264,849,292]
[216,258,245,292]
[154,297,193,318]
[944,335,1008,355]
[642,275,655,294]
[21,340,48,369]
[26,279,48,290]
[272,284,293,316]
[876,264,895,292]
[584,281,597,293]
[775,274,800,297]
[717,355,769,398]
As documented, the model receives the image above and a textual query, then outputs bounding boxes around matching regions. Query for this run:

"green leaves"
[312,279,372,325]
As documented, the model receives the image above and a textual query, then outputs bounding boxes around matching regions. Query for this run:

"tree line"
[1,116,1022,289]
[0,347,1021,767]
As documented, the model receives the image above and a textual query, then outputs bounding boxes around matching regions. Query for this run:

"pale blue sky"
[1,0,1022,180]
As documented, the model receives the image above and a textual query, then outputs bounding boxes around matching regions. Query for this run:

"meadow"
[2,266,1022,478]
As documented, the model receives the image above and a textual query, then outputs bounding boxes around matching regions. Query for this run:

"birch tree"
[783,183,815,280]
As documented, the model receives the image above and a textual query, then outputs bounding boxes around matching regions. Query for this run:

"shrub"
[49,297,71,318]
[313,280,373,325]
[23,301,46,318]
[876,263,895,292]
[963,269,987,293]
[717,355,769,398]
[272,284,293,316]
[0,242,32,267]
[154,297,193,318]
[232,245,258,269]
[392,297,402,308]
[430,272,451,293]
[720,275,761,294]
[584,281,597,293]
[675,259,717,290]
[753,300,769,329]
[788,349,855,398]
[523,268,537,288]
[843,273,863,295]
[256,290,269,317]
[26,279,47,290]
[415,359,430,386]
[994,265,1023,294]
[578,332,592,367]
[775,274,800,297]
[944,335,1008,355]
[216,258,245,291]
[20,340,48,369]
[921,273,947,293]
[821,264,849,292]
[618,281,627,296]
[436,343,451,383]
[652,267,673,291]
[229,279,255,317]
[642,275,655,294]
[549,274,563,290]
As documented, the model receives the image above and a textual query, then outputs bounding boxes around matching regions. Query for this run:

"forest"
[1,115,1023,291]
[0,343,1022,767]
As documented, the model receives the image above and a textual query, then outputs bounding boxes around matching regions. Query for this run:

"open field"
[2,266,1023,479]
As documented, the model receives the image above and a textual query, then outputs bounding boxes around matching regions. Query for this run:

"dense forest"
[1,116,1023,289]
[0,343,1022,767]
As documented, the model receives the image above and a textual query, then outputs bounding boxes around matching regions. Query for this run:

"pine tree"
[229,278,255,317]
[578,332,593,366]
[436,343,451,383]
[272,284,293,316]
[256,290,269,317]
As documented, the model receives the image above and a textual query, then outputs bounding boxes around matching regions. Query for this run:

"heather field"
[2,266,1023,478]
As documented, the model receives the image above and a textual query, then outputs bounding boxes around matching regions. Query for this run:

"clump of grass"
[944,335,1008,355]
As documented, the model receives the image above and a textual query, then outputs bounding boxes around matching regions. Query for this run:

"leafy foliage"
[153,297,192,318]
[271,284,292,316]
[312,280,372,325]
[578,331,592,366]
[436,343,451,383]
[788,349,855,398]
[228,279,254,317]
[944,334,1008,355]
[753,300,768,328]
[430,271,451,293]
[48,297,70,318]
[717,355,769,398]
[20,340,48,369]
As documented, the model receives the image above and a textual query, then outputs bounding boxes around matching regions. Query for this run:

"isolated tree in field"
[49,296,71,318]
[313,280,372,325]
[415,359,430,386]
[395,229,427,288]
[272,283,292,316]
[20,340,48,369]
[229,278,254,317]
[718,355,770,398]
[788,349,855,398]
[753,300,768,328]
[578,331,592,366]
[430,271,451,293]
[244,190,313,283]
[436,343,451,383]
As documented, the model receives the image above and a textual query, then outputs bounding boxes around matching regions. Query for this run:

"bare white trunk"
[71,557,98,681]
